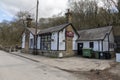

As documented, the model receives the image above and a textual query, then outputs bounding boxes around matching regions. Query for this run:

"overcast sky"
[0,0,118,22]
[0,0,68,22]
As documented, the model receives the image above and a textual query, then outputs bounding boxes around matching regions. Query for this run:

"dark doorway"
[78,43,83,55]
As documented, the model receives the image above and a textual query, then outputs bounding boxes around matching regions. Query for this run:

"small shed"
[77,26,115,57]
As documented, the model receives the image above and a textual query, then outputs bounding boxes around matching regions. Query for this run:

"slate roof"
[26,23,73,35]
[38,23,71,34]
[77,26,112,41]
[27,28,40,35]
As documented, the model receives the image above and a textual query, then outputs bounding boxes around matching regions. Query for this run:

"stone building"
[22,10,115,58]
[22,9,79,57]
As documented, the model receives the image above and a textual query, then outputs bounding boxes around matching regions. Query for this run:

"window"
[89,42,94,48]
[41,34,51,50]
[30,39,34,49]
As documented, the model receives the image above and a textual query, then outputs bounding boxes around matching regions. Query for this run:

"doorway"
[78,43,83,55]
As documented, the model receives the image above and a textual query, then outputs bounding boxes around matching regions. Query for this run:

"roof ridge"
[77,26,113,41]
[38,23,71,34]
[41,23,70,30]
[78,26,112,32]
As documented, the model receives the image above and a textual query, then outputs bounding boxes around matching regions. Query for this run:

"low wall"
[21,49,76,58]
[37,50,75,57]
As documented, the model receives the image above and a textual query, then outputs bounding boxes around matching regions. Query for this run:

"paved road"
[0,50,79,80]
[12,51,113,72]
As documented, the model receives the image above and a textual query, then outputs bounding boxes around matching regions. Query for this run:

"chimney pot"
[65,9,72,23]
[26,15,32,27]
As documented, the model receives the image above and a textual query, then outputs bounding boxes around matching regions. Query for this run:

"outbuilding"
[77,26,115,57]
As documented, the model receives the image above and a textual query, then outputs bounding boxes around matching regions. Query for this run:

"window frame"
[89,42,94,48]
[40,34,51,50]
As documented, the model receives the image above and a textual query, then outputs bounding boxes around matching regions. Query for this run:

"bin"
[94,52,99,59]
[99,52,106,59]
[104,52,111,59]
[82,48,93,58]
[99,52,111,59]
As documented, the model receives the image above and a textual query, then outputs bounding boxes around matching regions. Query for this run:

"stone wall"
[21,49,76,58]
[37,50,75,58]
[65,25,74,56]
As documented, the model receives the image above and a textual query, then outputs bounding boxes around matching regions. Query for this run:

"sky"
[0,0,68,22]
[0,0,118,22]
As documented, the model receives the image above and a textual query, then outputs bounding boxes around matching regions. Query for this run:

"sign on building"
[66,31,74,37]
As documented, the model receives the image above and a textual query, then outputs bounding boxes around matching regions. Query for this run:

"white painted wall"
[59,29,65,50]
[22,33,25,48]
[73,30,78,50]
[29,33,34,49]
[103,40,108,51]
[30,33,34,39]
[77,41,101,51]
[37,36,41,49]
[51,32,58,50]
[99,41,102,51]
[93,41,99,51]
[102,31,114,52]
[109,31,114,51]
[21,32,42,50]
[84,42,89,48]
[102,34,108,51]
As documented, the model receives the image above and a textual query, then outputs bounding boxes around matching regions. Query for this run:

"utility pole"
[34,0,39,55]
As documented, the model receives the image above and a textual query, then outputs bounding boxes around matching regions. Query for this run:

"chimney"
[65,9,72,23]
[24,15,32,54]
[26,15,32,28]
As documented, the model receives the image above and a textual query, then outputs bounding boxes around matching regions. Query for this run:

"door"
[78,43,83,55]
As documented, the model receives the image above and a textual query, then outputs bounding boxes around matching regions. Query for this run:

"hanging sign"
[66,31,74,37]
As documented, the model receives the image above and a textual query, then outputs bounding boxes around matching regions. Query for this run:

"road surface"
[0,50,80,80]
